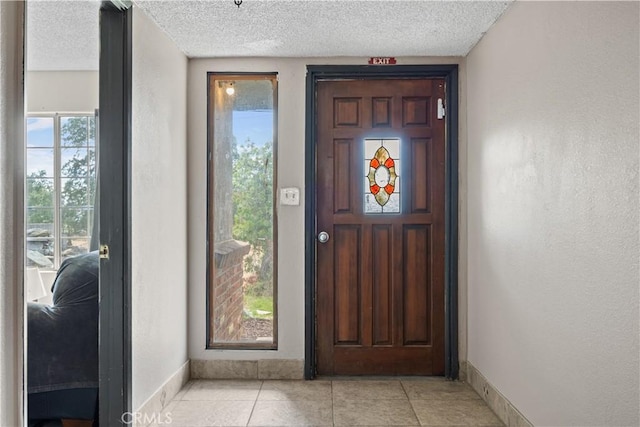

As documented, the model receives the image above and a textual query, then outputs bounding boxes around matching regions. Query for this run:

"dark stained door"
[316,79,446,375]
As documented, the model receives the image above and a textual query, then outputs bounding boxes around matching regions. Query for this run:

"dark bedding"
[27,251,99,394]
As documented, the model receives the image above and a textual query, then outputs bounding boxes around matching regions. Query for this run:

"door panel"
[334,225,361,344]
[333,139,352,213]
[403,224,431,345]
[411,138,431,212]
[316,79,446,376]
[372,224,391,345]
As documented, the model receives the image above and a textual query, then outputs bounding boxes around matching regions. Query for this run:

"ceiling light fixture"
[226,83,235,96]
[234,0,242,7]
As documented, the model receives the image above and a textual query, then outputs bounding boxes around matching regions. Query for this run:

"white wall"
[26,71,97,113]
[187,57,468,362]
[132,7,188,410]
[466,2,639,426]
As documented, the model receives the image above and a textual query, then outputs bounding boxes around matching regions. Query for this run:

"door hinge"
[437,98,445,120]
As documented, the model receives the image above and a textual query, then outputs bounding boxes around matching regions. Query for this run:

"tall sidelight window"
[208,74,278,348]
[25,115,96,269]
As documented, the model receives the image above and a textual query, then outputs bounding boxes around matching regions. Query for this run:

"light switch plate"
[280,187,300,205]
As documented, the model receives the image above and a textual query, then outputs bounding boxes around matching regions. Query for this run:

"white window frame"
[25,112,96,270]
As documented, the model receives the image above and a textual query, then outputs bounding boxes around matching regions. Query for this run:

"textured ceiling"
[26,0,512,71]
[137,0,512,58]
[27,0,100,71]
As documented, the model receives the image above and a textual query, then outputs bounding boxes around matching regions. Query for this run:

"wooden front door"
[316,78,446,375]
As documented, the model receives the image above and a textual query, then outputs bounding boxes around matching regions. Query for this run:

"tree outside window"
[208,75,278,347]
[26,114,96,269]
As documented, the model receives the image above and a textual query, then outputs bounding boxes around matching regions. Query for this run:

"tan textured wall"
[187,57,468,363]
[466,2,639,425]
[131,6,189,410]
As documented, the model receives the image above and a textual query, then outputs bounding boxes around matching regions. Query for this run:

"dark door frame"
[99,1,132,424]
[304,65,459,380]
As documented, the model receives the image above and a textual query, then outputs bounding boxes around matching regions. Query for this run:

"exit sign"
[368,57,397,65]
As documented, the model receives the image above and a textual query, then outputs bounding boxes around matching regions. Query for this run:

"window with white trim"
[25,114,96,272]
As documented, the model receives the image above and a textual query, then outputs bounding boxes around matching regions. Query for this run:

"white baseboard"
[134,360,190,427]
[465,361,533,427]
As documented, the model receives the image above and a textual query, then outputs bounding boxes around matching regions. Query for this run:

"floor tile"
[332,380,407,401]
[333,399,419,426]
[174,381,195,400]
[410,399,503,426]
[145,403,173,427]
[156,399,178,423]
[401,379,481,400]
[161,400,254,426]
[182,380,262,401]
[248,399,333,426]
[258,380,332,401]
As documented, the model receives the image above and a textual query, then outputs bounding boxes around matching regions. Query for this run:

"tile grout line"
[399,380,422,426]
[331,380,336,427]
[245,380,263,427]
[399,379,410,400]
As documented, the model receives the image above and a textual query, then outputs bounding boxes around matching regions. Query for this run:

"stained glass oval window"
[364,139,400,214]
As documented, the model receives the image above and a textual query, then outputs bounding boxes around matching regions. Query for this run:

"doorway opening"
[24,2,132,425]
[24,2,100,425]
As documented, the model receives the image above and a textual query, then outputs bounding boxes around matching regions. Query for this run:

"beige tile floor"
[155,378,503,427]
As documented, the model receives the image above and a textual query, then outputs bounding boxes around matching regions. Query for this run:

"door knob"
[317,231,330,243]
